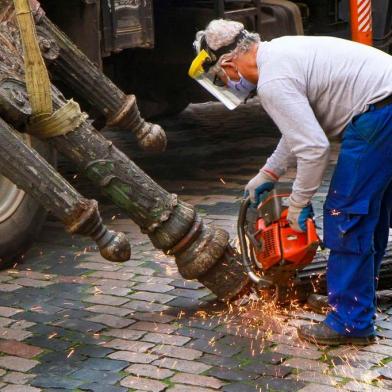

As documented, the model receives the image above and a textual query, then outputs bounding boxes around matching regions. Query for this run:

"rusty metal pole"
[349,0,373,45]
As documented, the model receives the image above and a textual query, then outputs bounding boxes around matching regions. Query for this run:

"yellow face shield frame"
[188,49,247,110]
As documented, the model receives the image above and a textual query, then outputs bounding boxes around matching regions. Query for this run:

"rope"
[28,99,88,139]
[13,0,52,116]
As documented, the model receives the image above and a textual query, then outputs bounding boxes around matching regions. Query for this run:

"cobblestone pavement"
[1,100,392,391]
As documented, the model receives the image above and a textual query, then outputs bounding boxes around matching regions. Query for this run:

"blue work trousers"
[324,103,392,337]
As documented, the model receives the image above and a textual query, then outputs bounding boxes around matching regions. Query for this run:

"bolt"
[11,89,25,107]
[39,38,51,52]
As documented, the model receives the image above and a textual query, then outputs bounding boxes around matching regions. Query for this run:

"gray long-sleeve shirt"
[257,36,392,206]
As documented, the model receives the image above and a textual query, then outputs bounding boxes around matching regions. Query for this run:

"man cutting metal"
[189,19,392,345]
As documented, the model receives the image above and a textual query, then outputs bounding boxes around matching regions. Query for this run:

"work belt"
[374,94,392,110]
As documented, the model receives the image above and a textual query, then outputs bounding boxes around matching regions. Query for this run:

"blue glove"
[287,203,314,232]
[244,170,277,207]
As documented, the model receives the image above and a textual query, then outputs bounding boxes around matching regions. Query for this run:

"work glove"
[244,169,277,207]
[287,199,314,232]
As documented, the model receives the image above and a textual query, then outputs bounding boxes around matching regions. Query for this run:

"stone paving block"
[83,358,128,371]
[51,318,105,334]
[175,327,223,341]
[123,300,170,313]
[3,372,35,386]
[0,340,43,359]
[77,262,121,271]
[0,356,38,372]
[168,386,217,392]
[222,383,260,392]
[90,278,132,288]
[283,357,329,372]
[330,365,379,382]
[298,385,340,392]
[244,351,287,365]
[199,354,240,369]
[129,267,156,276]
[186,338,242,357]
[171,279,204,290]
[87,285,131,297]
[83,295,129,306]
[8,270,54,281]
[126,363,174,380]
[0,328,32,342]
[132,276,174,285]
[256,376,307,391]
[238,362,292,378]
[206,367,257,382]
[170,373,225,390]
[169,288,211,299]
[1,385,41,392]
[168,296,206,309]
[86,314,134,329]
[0,283,22,292]
[12,278,53,288]
[151,344,203,360]
[142,332,191,346]
[0,307,22,318]
[289,371,341,386]
[152,358,211,374]
[132,321,178,334]
[343,381,390,391]
[120,375,166,391]
[31,375,84,389]
[103,338,154,352]
[133,283,173,293]
[377,366,392,379]
[89,271,135,281]
[108,351,159,364]
[0,317,15,327]
[104,328,145,340]
[70,368,123,384]
[39,350,87,363]
[328,346,386,364]
[128,291,175,304]
[272,344,322,360]
[132,312,176,324]
[363,343,392,356]
[79,383,128,392]
[25,335,72,352]
[74,345,114,358]
[10,320,35,330]
[85,304,133,317]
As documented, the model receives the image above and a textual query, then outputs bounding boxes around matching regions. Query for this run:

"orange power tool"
[238,187,319,288]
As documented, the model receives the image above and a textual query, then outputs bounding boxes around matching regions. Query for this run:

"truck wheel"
[0,135,55,269]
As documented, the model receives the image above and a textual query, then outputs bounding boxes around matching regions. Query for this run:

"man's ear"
[221,61,240,81]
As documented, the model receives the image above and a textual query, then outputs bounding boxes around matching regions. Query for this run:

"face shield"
[188,49,250,110]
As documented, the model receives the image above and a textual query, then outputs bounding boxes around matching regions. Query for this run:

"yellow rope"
[13,0,52,117]
[28,99,88,139]
[12,0,87,138]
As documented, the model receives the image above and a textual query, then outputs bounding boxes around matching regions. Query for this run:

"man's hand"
[287,201,314,232]
[244,169,277,206]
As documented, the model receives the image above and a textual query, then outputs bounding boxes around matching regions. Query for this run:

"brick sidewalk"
[0,101,391,391]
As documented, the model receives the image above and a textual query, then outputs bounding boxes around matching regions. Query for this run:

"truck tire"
[0,135,55,269]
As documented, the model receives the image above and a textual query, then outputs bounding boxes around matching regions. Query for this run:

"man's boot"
[298,322,375,346]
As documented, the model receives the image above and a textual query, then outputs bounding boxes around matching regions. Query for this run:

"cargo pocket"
[323,195,370,255]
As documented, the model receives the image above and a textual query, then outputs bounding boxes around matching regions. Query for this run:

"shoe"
[298,322,376,346]
[307,294,330,314]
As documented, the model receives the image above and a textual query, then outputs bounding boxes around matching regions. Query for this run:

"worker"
[189,19,392,345]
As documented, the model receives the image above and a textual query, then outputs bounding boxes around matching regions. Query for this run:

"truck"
[0,0,391,269]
